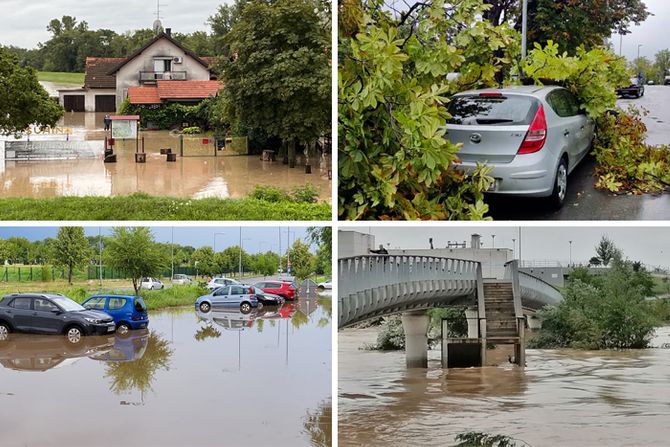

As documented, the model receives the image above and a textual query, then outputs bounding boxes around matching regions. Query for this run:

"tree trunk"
[68,264,73,285]
[288,139,296,168]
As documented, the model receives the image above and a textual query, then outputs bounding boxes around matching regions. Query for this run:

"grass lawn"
[37,71,85,85]
[0,194,331,221]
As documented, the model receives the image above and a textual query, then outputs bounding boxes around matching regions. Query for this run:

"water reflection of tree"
[194,324,222,341]
[317,297,332,328]
[105,331,173,395]
[292,309,309,329]
[256,319,264,333]
[303,399,332,447]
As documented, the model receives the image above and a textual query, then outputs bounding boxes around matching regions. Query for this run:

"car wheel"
[0,323,10,341]
[199,302,211,313]
[65,326,84,344]
[240,302,252,314]
[549,158,568,209]
[117,323,130,335]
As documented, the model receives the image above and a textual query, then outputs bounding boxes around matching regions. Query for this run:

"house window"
[153,58,172,73]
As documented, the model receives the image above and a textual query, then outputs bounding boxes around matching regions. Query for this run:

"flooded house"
[57,28,221,113]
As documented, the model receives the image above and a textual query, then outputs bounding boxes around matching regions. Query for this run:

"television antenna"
[153,0,166,34]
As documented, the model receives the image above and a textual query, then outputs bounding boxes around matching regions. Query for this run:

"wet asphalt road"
[488,85,670,220]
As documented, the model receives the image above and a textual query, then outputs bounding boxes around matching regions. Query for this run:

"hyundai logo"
[469,133,482,144]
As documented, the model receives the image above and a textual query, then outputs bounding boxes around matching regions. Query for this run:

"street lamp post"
[521,0,528,58]
[214,232,226,277]
[239,229,251,278]
[512,238,516,259]
[491,234,496,249]
[282,229,296,275]
[638,44,643,61]
[569,240,573,267]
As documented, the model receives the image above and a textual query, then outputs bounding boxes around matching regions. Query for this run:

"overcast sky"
[0,0,231,48]
[0,226,313,254]
[344,226,670,269]
[614,0,670,61]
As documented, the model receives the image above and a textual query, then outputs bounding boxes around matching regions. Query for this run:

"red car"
[253,280,297,300]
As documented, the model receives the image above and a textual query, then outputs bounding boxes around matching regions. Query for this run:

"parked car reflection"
[195,302,298,334]
[90,330,149,362]
[0,334,114,372]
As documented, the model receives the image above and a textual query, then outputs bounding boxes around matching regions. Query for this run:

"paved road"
[488,85,670,220]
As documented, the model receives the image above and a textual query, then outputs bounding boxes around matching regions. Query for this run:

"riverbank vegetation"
[0,190,330,221]
[454,431,529,447]
[529,238,660,350]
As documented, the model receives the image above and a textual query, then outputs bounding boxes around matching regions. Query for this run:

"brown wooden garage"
[95,95,116,112]
[63,95,85,112]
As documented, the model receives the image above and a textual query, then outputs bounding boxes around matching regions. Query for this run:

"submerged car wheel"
[66,326,84,344]
[550,158,568,209]
[199,302,211,313]
[117,323,130,335]
[0,323,10,341]
[240,302,252,314]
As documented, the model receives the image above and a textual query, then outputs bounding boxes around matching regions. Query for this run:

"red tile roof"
[157,80,223,99]
[127,80,223,104]
[127,86,160,104]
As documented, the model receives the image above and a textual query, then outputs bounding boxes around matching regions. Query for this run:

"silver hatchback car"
[445,85,595,207]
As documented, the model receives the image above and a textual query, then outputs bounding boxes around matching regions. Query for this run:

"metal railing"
[139,71,187,82]
[338,255,480,328]
[506,261,563,309]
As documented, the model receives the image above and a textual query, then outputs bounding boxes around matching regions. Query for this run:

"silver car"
[195,285,260,314]
[445,85,595,207]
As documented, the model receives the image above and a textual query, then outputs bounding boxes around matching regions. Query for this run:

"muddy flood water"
[0,297,331,447]
[0,113,331,200]
[339,326,670,447]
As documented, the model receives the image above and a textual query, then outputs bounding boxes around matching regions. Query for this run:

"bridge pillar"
[464,307,479,338]
[401,312,430,368]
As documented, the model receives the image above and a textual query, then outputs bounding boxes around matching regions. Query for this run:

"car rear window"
[134,298,147,312]
[447,94,539,126]
[9,297,32,310]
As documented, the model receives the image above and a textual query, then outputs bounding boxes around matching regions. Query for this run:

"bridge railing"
[338,255,480,298]
[505,261,563,308]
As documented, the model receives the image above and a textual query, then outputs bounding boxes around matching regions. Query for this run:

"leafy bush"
[41,264,53,282]
[522,41,629,119]
[182,126,202,134]
[592,106,670,194]
[339,0,519,220]
[454,431,528,447]
[291,184,320,203]
[249,185,291,202]
[529,260,659,350]
[119,102,209,130]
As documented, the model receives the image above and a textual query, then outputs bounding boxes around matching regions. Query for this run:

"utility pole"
[238,227,242,278]
[171,227,174,281]
[569,240,573,267]
[521,0,528,58]
[278,227,282,273]
[98,227,103,287]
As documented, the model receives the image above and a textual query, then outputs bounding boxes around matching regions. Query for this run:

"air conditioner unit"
[173,57,183,64]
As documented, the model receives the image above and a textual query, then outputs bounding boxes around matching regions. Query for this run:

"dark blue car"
[81,295,149,335]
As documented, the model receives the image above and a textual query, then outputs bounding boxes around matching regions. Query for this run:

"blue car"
[81,295,149,335]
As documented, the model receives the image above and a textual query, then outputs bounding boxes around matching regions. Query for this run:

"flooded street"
[339,326,670,447]
[0,113,331,200]
[0,297,332,447]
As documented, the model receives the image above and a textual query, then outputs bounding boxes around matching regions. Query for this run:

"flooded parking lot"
[0,113,331,200]
[0,297,331,447]
[339,326,670,447]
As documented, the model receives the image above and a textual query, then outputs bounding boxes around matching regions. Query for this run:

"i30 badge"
[469,133,482,144]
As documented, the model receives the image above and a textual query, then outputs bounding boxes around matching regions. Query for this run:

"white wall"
[115,39,211,106]
[338,231,375,259]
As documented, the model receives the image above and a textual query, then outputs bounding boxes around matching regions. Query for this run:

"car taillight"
[479,92,503,97]
[518,105,547,154]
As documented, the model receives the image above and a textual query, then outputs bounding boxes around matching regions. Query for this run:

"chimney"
[471,234,481,249]
[166,28,172,36]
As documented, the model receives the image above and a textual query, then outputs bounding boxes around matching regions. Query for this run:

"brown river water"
[339,326,670,447]
[0,113,331,200]
[0,297,332,447]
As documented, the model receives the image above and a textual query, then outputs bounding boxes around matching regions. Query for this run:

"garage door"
[63,95,85,112]
[95,95,116,112]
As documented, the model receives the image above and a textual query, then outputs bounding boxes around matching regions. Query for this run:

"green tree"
[526,0,650,54]
[339,0,520,220]
[653,49,670,82]
[214,0,330,158]
[286,240,315,280]
[0,47,63,135]
[51,227,90,284]
[595,235,620,266]
[104,227,166,295]
[191,246,217,277]
[308,227,332,275]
